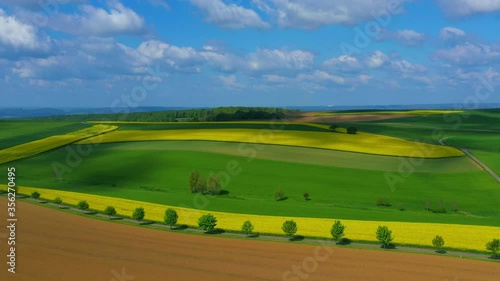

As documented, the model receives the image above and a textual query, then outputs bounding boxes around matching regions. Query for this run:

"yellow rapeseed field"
[77,128,463,158]
[0,125,117,164]
[7,186,498,252]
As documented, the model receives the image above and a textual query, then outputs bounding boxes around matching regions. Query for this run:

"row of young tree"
[31,191,500,258]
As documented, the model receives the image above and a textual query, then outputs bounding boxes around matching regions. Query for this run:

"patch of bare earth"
[1,198,498,281]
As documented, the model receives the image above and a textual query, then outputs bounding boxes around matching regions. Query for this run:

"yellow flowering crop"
[8,186,498,252]
[0,125,117,164]
[77,128,462,158]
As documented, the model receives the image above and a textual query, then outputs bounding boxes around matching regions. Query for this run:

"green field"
[0,121,90,149]
[470,150,500,175]
[4,140,499,227]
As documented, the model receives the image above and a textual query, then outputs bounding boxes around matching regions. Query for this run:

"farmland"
[1,109,499,255]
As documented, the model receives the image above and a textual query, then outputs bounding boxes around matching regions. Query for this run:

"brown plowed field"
[1,197,499,281]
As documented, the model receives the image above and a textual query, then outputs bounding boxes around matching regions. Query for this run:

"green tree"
[329,124,339,131]
[330,220,346,244]
[376,225,393,249]
[282,220,298,239]
[207,173,222,195]
[274,189,286,201]
[198,214,217,232]
[432,235,445,253]
[347,127,358,134]
[303,193,310,200]
[241,221,254,237]
[31,191,41,199]
[132,207,145,222]
[486,239,500,258]
[77,200,89,213]
[189,170,201,193]
[104,206,117,219]
[164,208,178,229]
[54,197,62,207]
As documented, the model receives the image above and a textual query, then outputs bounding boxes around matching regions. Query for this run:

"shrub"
[164,208,178,229]
[376,197,391,207]
[329,124,338,131]
[198,214,217,232]
[274,189,286,201]
[53,197,62,206]
[241,221,254,236]
[347,127,358,134]
[303,193,310,200]
[430,208,447,214]
[77,200,89,213]
[132,207,145,222]
[486,239,500,258]
[104,206,117,219]
[376,225,393,249]
[330,220,346,244]
[31,191,41,199]
[432,235,445,253]
[189,170,207,193]
[282,220,298,238]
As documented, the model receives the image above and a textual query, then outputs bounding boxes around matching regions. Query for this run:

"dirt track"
[1,198,499,281]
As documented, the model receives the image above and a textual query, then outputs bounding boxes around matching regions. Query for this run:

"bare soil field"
[290,112,415,123]
[1,198,499,281]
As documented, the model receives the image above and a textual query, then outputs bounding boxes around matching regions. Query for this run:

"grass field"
[76,128,464,158]
[4,142,499,226]
[8,185,499,252]
[313,110,464,116]
[470,150,500,175]
[0,121,90,149]
[0,125,117,164]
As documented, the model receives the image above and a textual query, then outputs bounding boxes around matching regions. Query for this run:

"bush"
[274,189,286,201]
[164,208,178,229]
[303,193,310,200]
[329,124,338,131]
[53,197,62,206]
[241,221,254,236]
[77,200,89,213]
[282,220,298,238]
[198,214,217,232]
[31,191,41,199]
[486,239,500,258]
[376,225,393,249]
[330,220,346,244]
[432,235,445,253]
[189,170,207,194]
[430,208,447,213]
[376,197,391,207]
[207,173,222,195]
[132,207,145,222]
[104,206,117,219]
[347,127,358,134]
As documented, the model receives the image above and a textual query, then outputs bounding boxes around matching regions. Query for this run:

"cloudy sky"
[0,0,499,108]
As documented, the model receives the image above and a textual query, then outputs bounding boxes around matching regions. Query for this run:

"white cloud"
[267,0,410,29]
[391,60,427,74]
[298,70,345,85]
[393,29,425,46]
[322,55,361,71]
[440,27,466,41]
[48,2,146,36]
[218,74,244,89]
[247,49,314,71]
[366,50,389,68]
[434,43,500,66]
[438,0,500,16]
[0,0,84,9]
[146,0,170,11]
[263,74,292,83]
[0,9,51,52]
[190,0,270,29]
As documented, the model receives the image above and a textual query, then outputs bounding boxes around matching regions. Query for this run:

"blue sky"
[0,0,499,108]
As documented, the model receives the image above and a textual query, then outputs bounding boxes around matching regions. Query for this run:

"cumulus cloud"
[434,43,500,66]
[265,0,410,29]
[439,27,467,44]
[393,29,425,46]
[0,9,51,54]
[366,50,389,68]
[190,0,270,29]
[47,2,146,36]
[438,0,500,17]
[391,60,427,74]
[0,0,84,10]
[218,74,244,89]
[322,55,362,71]
[297,70,345,85]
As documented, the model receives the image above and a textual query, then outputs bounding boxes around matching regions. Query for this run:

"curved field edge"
[76,128,464,158]
[0,125,118,165]
[8,186,499,252]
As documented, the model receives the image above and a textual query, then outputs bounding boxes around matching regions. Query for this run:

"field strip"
[461,149,500,182]
[76,128,464,158]
[0,125,117,165]
[6,185,500,252]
